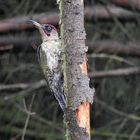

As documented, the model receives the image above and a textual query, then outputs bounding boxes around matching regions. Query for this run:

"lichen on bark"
[59,0,94,139]
[62,0,94,110]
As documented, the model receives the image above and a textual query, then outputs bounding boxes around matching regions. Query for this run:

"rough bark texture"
[61,0,94,140]
[63,0,93,109]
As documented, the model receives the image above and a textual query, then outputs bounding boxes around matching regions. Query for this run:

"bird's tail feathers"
[53,92,66,111]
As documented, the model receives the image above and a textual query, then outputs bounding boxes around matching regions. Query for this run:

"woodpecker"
[30,20,66,111]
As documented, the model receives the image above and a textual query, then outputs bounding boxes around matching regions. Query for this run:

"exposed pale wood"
[78,59,90,135]
[76,102,90,135]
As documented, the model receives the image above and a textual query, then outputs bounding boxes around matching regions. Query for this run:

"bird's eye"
[45,25,52,32]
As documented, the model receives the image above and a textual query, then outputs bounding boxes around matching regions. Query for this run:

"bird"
[30,20,66,111]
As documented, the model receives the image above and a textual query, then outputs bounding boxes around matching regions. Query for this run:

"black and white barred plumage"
[30,20,66,111]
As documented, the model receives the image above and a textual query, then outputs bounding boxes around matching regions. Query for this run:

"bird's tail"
[53,91,66,111]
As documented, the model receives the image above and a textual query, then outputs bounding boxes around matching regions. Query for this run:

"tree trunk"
[59,0,94,140]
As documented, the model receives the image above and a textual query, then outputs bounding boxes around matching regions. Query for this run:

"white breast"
[41,40,60,71]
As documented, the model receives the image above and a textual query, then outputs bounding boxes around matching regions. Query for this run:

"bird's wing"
[37,45,41,65]
[37,46,66,110]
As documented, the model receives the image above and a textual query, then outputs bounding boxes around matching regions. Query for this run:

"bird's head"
[30,20,59,41]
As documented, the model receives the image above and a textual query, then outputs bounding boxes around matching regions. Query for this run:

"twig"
[105,5,134,41]
[12,101,63,132]
[21,94,36,140]
[88,53,136,66]
[109,0,140,11]
[96,97,140,121]
[1,67,140,95]
[113,118,128,139]
[4,80,46,100]
[92,129,140,139]
[23,98,36,115]
[10,134,21,140]
[90,66,140,78]
[129,123,140,140]
[0,82,32,90]
[0,125,60,139]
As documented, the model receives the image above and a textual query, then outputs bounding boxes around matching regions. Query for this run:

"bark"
[0,6,138,32]
[60,0,94,140]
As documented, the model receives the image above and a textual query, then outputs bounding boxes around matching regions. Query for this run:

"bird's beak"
[29,20,48,40]
[29,20,45,35]
[29,20,43,29]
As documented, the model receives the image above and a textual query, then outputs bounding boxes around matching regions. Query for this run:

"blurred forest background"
[0,0,140,140]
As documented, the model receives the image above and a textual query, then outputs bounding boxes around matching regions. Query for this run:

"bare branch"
[3,80,46,100]
[90,67,140,78]
[109,0,140,11]
[0,6,138,32]
[129,123,140,140]
[85,5,138,21]
[21,94,36,140]
[0,36,140,57]
[0,67,140,94]
[88,53,136,66]
[96,97,140,121]
[88,40,140,57]
[0,12,58,32]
